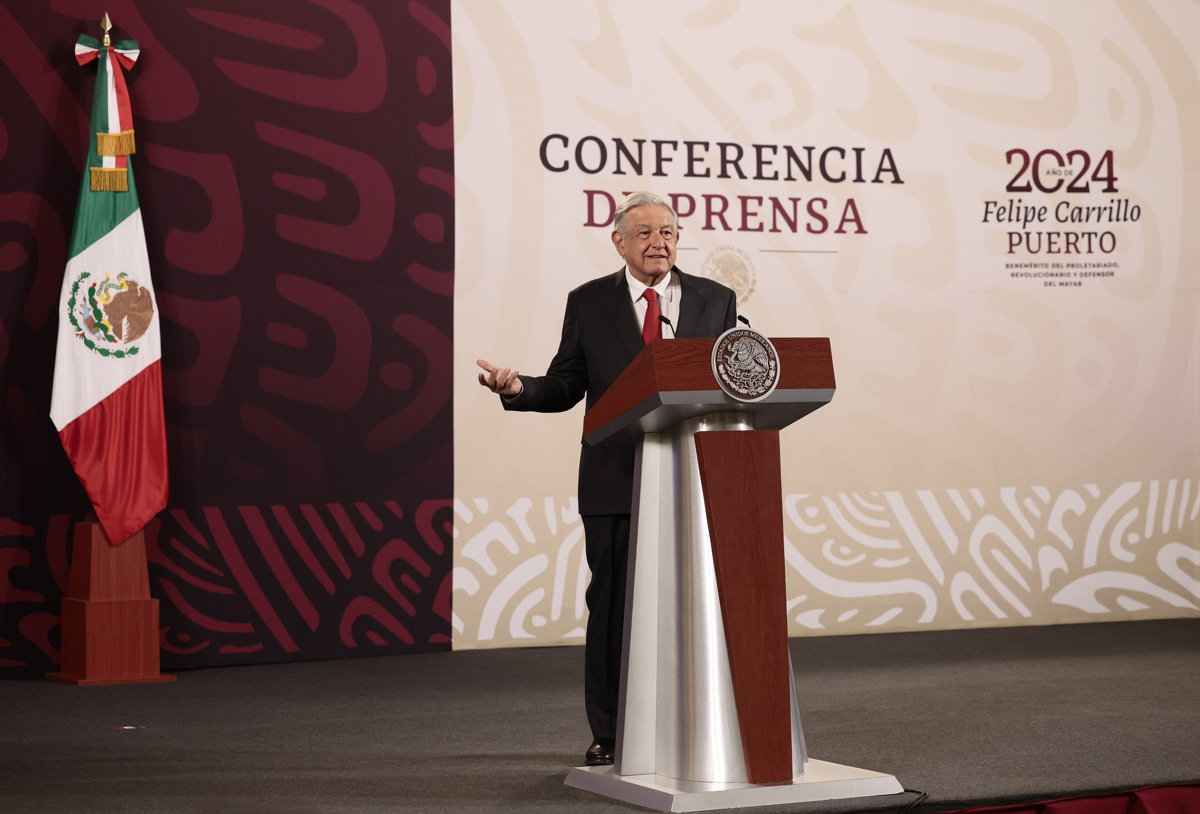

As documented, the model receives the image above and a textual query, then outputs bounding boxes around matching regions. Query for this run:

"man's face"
[612,205,678,286]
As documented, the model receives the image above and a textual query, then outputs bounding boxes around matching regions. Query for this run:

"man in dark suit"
[477,192,737,766]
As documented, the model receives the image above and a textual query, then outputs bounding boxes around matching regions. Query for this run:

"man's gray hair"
[613,192,678,236]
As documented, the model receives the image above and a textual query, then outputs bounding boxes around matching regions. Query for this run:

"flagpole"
[47,12,174,687]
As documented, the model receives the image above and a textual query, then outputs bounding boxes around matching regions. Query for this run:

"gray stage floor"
[1,619,1198,814]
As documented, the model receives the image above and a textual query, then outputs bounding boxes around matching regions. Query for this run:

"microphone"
[737,315,752,328]
[658,314,675,339]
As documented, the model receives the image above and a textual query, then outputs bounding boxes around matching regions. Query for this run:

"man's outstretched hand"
[477,359,523,397]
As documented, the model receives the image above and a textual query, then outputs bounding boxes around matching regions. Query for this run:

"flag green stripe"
[91,48,110,138]
[68,45,139,260]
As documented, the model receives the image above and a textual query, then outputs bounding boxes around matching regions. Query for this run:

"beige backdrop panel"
[452,1,1200,649]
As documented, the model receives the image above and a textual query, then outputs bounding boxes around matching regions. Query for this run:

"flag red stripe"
[107,48,134,134]
[58,361,168,546]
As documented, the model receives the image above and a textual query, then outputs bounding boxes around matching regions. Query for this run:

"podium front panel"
[616,412,806,784]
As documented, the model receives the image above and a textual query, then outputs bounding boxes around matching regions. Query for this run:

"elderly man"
[477,192,738,766]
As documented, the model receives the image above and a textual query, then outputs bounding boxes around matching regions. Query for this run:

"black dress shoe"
[585,739,614,766]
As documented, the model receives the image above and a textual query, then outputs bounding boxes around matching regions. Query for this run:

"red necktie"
[642,289,661,345]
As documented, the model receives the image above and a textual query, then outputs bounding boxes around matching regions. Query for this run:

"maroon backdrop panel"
[0,0,454,676]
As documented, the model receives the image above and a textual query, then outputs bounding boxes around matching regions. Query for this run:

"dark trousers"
[582,513,631,743]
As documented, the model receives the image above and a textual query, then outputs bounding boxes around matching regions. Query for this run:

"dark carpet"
[1,618,1197,813]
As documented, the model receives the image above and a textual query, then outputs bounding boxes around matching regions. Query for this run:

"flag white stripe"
[105,50,119,135]
[50,210,161,430]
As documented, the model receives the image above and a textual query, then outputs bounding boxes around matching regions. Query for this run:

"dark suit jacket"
[505,267,738,515]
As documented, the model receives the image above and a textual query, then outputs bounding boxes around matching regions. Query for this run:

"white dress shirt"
[624,267,681,338]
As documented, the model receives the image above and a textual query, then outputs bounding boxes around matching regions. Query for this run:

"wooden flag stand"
[47,522,175,685]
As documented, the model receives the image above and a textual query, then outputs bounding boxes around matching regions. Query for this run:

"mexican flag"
[49,32,167,546]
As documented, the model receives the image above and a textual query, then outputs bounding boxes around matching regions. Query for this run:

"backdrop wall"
[453,1,1200,649]
[1,1,1197,677]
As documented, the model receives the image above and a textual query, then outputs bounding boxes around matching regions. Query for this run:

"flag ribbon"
[74,33,141,191]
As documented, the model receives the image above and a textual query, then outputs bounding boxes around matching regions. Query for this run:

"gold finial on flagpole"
[101,11,112,47]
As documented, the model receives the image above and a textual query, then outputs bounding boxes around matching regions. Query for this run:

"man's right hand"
[476,358,523,397]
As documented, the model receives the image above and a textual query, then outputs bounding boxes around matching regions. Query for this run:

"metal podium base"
[565,758,904,812]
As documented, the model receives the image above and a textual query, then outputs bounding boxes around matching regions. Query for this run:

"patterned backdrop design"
[0,1,454,676]
[782,479,1200,630]
[452,2,1200,649]
[452,496,588,645]
[452,481,1200,646]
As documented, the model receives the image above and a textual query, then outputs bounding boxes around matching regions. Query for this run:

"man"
[477,192,738,766]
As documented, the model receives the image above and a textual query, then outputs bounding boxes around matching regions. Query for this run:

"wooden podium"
[565,337,903,811]
[47,522,174,686]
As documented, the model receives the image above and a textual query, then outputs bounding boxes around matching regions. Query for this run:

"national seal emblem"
[711,327,780,402]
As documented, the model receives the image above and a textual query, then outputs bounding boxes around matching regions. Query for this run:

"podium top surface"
[583,337,835,446]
